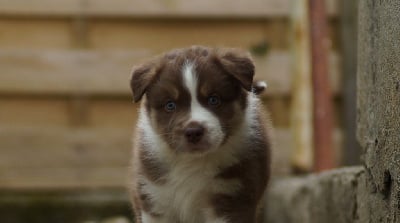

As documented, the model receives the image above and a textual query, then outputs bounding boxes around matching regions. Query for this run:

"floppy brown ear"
[216,49,255,91]
[130,62,158,102]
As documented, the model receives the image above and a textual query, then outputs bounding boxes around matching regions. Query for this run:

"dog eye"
[207,95,221,107]
[165,101,177,112]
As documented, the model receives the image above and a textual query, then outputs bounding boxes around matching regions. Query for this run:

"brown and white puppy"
[130,46,271,223]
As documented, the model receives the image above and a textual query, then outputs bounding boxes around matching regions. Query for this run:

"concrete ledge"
[265,167,366,223]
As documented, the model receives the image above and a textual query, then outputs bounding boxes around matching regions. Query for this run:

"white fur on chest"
[142,155,240,222]
[137,92,261,223]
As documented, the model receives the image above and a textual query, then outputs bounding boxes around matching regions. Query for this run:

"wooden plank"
[0,126,342,188]
[0,98,69,127]
[0,49,341,97]
[0,0,338,18]
[0,167,128,189]
[255,51,340,96]
[0,0,82,16]
[89,99,138,128]
[89,20,287,52]
[0,127,133,168]
[0,98,137,128]
[0,50,148,96]
[0,19,339,51]
[0,19,72,49]
[0,19,290,50]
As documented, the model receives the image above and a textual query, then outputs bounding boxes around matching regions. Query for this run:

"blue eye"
[165,101,176,112]
[208,95,221,107]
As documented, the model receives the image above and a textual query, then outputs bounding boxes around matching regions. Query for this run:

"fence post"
[290,0,313,173]
[309,0,335,171]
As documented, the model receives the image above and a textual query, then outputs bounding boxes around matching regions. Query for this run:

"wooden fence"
[0,0,342,188]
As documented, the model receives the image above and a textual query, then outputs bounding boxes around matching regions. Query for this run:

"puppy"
[129,46,271,223]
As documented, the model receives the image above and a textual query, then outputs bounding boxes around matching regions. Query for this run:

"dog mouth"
[183,141,212,153]
[180,131,213,153]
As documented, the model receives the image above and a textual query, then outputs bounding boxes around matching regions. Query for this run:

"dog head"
[131,46,256,154]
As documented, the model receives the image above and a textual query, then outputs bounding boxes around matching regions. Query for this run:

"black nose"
[184,126,205,144]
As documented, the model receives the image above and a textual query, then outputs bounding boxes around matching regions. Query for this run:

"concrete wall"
[357,0,400,221]
[266,0,400,222]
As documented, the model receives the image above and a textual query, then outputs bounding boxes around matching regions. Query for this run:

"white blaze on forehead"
[182,62,212,122]
[182,62,224,147]
[182,62,197,99]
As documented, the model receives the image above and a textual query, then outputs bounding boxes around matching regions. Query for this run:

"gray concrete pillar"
[357,0,400,221]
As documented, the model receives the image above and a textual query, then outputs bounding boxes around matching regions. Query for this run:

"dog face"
[131,46,255,154]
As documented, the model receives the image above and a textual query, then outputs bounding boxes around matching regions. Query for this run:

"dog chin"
[176,139,222,155]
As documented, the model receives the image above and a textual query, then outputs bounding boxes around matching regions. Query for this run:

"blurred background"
[0,0,358,222]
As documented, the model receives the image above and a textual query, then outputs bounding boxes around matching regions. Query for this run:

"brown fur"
[129,46,271,223]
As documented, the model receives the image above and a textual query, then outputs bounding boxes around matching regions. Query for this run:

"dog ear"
[216,49,255,91]
[130,62,158,102]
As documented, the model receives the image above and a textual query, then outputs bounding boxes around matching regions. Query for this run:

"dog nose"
[184,126,204,144]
